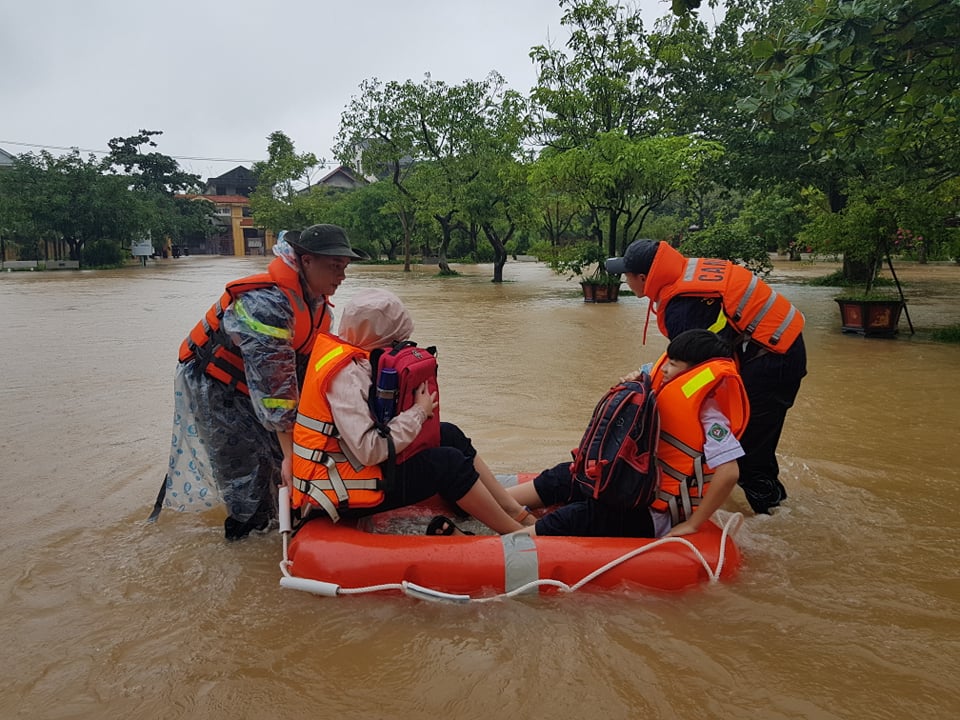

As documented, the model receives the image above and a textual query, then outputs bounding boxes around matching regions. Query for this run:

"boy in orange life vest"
[507,329,748,538]
[290,288,534,534]
[606,239,806,515]
[152,225,366,540]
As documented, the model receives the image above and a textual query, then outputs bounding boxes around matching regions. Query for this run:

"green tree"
[530,0,660,149]
[249,131,322,232]
[529,0,728,257]
[104,130,213,252]
[650,0,813,188]
[679,220,773,276]
[532,132,723,257]
[527,159,585,248]
[336,77,425,270]
[106,129,201,193]
[0,152,34,258]
[336,73,529,278]
[16,150,145,265]
[736,184,806,257]
[745,0,960,180]
[464,155,535,282]
[319,180,403,260]
[737,0,960,281]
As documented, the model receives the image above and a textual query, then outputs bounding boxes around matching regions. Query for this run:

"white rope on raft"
[276,488,744,604]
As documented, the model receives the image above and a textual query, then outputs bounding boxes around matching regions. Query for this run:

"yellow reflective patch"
[234,298,292,339]
[314,346,345,372]
[262,398,296,410]
[707,308,727,333]
[681,367,716,398]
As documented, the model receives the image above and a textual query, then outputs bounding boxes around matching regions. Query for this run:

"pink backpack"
[370,341,440,464]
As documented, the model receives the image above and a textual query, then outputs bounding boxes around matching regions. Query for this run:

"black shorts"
[342,422,479,518]
[532,462,655,538]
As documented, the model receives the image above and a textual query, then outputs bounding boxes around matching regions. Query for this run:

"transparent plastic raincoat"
[161,236,330,533]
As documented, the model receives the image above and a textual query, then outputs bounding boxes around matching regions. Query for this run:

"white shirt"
[650,395,744,537]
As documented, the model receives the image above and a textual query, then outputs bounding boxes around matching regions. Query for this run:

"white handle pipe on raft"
[279,576,341,597]
[278,486,292,534]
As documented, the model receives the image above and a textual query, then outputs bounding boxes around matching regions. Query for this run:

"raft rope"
[277,488,744,604]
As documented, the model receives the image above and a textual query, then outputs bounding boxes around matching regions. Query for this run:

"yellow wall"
[231,206,245,256]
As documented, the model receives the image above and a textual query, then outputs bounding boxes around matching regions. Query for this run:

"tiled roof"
[177,193,250,204]
[319,165,360,184]
[205,165,255,185]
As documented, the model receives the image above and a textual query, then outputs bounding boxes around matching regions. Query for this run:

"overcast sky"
[2,0,678,181]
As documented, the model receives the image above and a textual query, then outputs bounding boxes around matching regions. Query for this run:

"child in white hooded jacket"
[292,288,534,535]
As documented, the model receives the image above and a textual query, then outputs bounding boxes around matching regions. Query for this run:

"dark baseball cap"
[290,223,368,259]
[605,239,659,275]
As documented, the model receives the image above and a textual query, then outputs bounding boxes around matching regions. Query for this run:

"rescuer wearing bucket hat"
[152,223,370,539]
[606,238,807,515]
[287,224,369,301]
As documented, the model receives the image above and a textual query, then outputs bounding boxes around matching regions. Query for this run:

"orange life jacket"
[649,355,749,525]
[291,333,384,522]
[644,243,804,353]
[178,256,330,394]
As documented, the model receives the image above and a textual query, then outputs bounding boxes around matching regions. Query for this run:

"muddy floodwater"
[1,255,958,719]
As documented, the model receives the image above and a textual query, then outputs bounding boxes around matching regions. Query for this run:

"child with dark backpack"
[508,329,750,538]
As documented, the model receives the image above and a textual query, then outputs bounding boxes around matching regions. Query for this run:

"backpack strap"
[366,346,396,493]
[388,339,418,355]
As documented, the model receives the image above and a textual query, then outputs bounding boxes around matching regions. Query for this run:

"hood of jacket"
[337,288,414,351]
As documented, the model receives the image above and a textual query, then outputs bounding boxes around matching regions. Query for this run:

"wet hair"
[666,329,733,365]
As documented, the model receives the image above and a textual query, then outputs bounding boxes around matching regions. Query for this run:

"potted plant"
[538,240,622,303]
[799,189,914,337]
[834,292,907,337]
[831,237,914,337]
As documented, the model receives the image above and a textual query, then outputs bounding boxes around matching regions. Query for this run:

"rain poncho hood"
[337,289,414,351]
[273,231,302,273]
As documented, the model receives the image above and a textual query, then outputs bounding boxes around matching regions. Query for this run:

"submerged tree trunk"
[842,256,878,286]
[607,210,619,258]
[827,181,880,284]
[434,213,456,274]
[482,222,514,283]
[399,210,413,272]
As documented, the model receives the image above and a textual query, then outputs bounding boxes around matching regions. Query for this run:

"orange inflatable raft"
[278,474,742,602]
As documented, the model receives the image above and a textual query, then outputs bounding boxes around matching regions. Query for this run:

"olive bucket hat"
[290,223,369,259]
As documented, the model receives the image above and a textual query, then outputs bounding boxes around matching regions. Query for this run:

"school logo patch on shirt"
[707,423,729,441]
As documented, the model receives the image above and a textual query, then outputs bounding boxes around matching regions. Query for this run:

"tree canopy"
[6,0,959,281]
[335,72,530,277]
[1,131,213,265]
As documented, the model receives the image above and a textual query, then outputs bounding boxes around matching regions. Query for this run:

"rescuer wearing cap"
[606,239,807,515]
[151,224,369,539]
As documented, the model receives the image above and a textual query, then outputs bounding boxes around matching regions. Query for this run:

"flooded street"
[1,255,958,719]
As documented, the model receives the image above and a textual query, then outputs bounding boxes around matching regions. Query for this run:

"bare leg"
[454,481,526,535]
[506,482,544,511]
[472,457,537,525]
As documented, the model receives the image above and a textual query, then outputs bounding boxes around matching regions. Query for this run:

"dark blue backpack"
[570,374,659,510]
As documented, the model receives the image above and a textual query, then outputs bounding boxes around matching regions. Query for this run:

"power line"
[0,139,261,164]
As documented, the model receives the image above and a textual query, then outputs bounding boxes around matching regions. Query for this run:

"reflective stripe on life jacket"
[291,333,384,522]
[645,243,804,353]
[649,356,749,526]
[178,256,330,394]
